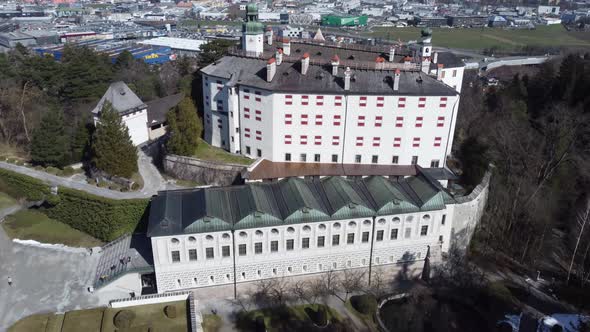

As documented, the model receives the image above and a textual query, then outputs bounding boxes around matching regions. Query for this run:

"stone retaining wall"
[163,154,249,186]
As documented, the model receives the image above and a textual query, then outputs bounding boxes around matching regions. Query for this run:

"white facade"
[152,210,450,292]
[203,76,463,168]
[93,108,149,147]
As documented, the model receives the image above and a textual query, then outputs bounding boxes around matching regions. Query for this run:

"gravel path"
[0,150,169,200]
[0,204,102,331]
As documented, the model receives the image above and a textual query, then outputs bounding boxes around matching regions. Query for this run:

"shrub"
[0,168,49,201]
[486,282,513,304]
[305,306,328,326]
[131,182,141,191]
[33,165,44,171]
[351,294,377,315]
[61,167,76,177]
[113,310,136,328]
[164,305,177,319]
[97,181,109,188]
[45,166,60,175]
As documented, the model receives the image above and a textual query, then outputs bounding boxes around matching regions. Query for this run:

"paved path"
[0,150,170,200]
[0,204,102,331]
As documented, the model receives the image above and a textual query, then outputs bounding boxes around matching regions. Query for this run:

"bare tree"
[340,269,366,302]
[368,266,389,298]
[567,198,590,285]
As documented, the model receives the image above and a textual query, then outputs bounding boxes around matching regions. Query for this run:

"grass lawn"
[0,192,16,210]
[241,304,342,331]
[2,210,103,248]
[61,308,105,332]
[368,25,590,51]
[202,313,223,332]
[10,300,189,332]
[193,139,253,165]
[345,299,379,331]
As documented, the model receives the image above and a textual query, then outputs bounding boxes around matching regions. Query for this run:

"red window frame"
[393,137,401,147]
[332,136,340,146]
[255,110,261,121]
[357,115,365,127]
[316,96,324,106]
[315,114,323,125]
[372,137,381,147]
[440,97,447,108]
[418,97,426,108]
[437,116,445,127]
[434,137,442,147]
[376,96,384,108]
[335,96,342,107]
[285,94,292,105]
[301,114,308,125]
[300,135,308,145]
[359,96,367,107]
[395,117,403,128]
[244,89,250,100]
[415,116,423,128]
[413,137,421,147]
[255,91,261,102]
[244,128,251,138]
[398,97,406,108]
[285,114,292,125]
[356,136,364,147]
[375,116,383,127]
[285,135,292,144]
[244,108,250,119]
[301,95,309,106]
[255,130,262,141]
[333,115,341,126]
[314,136,322,145]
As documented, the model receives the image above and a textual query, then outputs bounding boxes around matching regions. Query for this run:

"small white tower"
[242,4,264,56]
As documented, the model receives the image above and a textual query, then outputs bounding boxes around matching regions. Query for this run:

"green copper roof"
[147,173,456,237]
[244,21,264,35]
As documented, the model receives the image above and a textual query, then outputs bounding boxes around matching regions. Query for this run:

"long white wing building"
[201,5,465,171]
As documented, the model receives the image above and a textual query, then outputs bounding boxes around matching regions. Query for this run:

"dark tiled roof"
[146,93,184,125]
[202,55,459,96]
[243,159,417,180]
[147,172,456,237]
[92,81,146,116]
[431,51,465,69]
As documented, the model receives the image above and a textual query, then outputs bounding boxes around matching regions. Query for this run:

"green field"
[0,192,16,210]
[368,25,590,51]
[2,210,103,248]
[9,301,188,332]
[193,139,254,165]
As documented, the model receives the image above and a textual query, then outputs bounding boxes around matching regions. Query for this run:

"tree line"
[456,54,590,288]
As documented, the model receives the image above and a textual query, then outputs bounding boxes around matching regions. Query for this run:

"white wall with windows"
[151,209,456,293]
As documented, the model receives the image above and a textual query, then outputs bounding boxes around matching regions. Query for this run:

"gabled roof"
[147,173,456,237]
[92,81,146,116]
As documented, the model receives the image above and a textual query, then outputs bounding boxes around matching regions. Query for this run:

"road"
[0,150,169,200]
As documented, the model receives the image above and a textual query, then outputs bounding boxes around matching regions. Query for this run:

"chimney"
[276,49,283,65]
[433,52,438,64]
[301,53,310,75]
[267,58,276,82]
[331,54,340,76]
[266,27,273,46]
[437,64,444,81]
[375,56,385,70]
[344,67,352,91]
[393,68,400,91]
[389,46,396,62]
[282,38,291,56]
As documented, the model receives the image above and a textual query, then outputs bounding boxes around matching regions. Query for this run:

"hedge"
[0,168,49,201]
[0,168,150,242]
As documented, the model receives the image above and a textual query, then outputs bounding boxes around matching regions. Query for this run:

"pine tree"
[30,108,68,167]
[91,101,138,178]
[166,97,202,156]
[70,121,91,163]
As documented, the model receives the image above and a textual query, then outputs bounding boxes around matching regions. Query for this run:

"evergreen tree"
[166,97,202,156]
[91,101,138,178]
[70,121,91,163]
[30,108,68,167]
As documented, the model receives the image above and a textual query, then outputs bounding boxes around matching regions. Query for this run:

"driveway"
[0,150,170,200]
[0,205,103,331]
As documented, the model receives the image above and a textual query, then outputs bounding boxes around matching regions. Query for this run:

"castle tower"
[419,28,432,58]
[242,4,264,56]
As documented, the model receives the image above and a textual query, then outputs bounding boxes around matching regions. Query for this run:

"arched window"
[348,221,357,228]
[392,217,401,223]
[255,230,264,237]
[239,231,248,238]
[171,238,180,244]
[318,224,326,230]
[378,218,386,225]
[422,214,431,221]
[287,227,295,234]
[333,222,341,229]
[271,228,279,235]
[222,233,230,240]
[205,235,214,241]
[188,236,197,243]
[363,219,371,226]
[302,225,311,232]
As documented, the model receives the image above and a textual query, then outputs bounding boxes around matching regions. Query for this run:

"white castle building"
[201,4,465,171]
[147,168,490,293]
